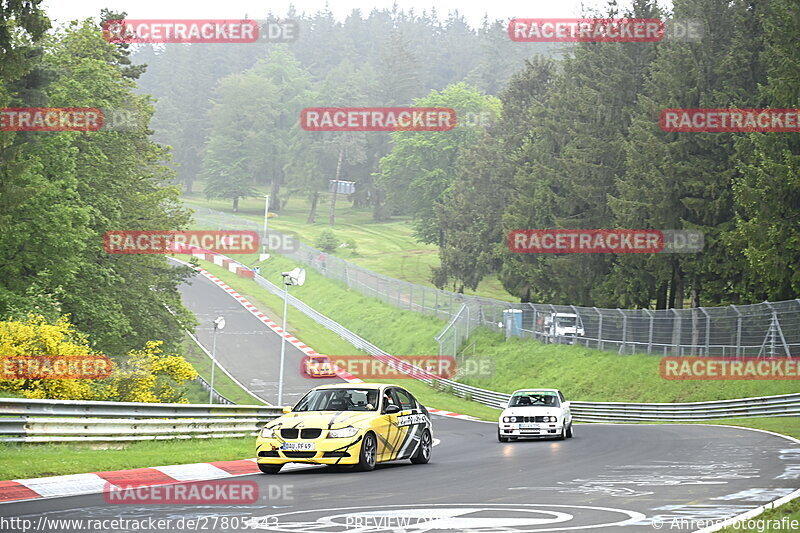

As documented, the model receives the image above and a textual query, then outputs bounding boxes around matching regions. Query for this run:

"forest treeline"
[0,4,195,357]
[137,0,798,310]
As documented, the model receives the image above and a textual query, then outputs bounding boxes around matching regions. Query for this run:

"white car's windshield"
[509,392,561,408]
[294,388,378,412]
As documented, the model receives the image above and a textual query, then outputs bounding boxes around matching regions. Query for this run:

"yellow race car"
[256,383,433,473]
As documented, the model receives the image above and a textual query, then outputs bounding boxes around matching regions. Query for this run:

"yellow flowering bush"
[103,341,198,403]
[0,314,98,400]
[0,315,198,403]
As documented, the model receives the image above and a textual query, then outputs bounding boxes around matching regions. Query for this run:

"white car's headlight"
[510,416,517,423]
[328,426,358,438]
[260,427,275,438]
[549,416,558,422]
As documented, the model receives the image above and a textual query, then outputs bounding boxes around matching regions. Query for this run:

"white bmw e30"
[497,388,573,442]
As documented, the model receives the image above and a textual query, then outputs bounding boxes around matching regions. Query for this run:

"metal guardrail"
[189,253,799,424]
[196,374,235,405]
[0,418,265,443]
[0,398,283,442]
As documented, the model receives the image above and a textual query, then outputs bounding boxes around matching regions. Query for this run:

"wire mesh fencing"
[192,206,800,359]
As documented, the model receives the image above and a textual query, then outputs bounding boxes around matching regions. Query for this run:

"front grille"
[280,429,299,439]
[258,450,279,457]
[323,451,350,458]
[300,428,322,439]
[283,451,316,458]
[517,416,553,423]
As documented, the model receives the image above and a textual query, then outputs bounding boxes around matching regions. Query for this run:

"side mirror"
[282,406,292,414]
[383,404,401,414]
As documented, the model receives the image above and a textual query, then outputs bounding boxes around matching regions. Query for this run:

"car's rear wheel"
[356,432,377,471]
[410,429,432,464]
[258,463,282,474]
[566,423,573,438]
[498,429,509,442]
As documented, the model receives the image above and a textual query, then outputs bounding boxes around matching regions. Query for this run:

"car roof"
[312,383,392,391]
[511,388,561,394]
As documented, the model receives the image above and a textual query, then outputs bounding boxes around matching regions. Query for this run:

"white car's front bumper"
[498,423,563,437]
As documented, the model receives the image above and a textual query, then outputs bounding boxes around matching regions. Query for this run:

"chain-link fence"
[192,206,800,358]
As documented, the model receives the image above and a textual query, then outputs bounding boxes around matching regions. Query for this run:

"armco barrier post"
[731,304,742,357]
[595,307,603,350]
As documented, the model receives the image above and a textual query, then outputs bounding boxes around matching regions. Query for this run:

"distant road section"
[178,270,342,406]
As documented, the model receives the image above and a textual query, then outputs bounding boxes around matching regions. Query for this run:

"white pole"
[210,324,217,404]
[277,282,288,405]
[262,194,270,254]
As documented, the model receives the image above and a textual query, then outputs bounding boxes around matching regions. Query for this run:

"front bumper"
[498,423,563,438]
[256,435,364,465]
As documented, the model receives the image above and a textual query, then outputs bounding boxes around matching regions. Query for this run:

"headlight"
[549,416,557,422]
[502,417,510,423]
[260,427,275,438]
[328,426,358,438]
[510,416,517,423]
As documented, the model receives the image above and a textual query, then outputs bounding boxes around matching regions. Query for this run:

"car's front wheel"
[356,432,377,471]
[410,429,432,464]
[557,425,566,440]
[258,463,282,474]
[498,429,509,442]
[566,423,573,438]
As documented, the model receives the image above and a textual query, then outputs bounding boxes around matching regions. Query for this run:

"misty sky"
[43,0,649,28]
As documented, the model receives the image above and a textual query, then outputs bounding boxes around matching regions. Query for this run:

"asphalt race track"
[177,267,341,405]
[3,265,796,533]
[2,419,798,532]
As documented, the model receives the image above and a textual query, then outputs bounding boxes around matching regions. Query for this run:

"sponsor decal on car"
[397,414,428,427]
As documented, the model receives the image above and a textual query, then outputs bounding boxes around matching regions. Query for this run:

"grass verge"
[181,335,266,405]
[183,192,514,300]
[188,254,800,405]
[716,498,800,532]
[0,437,254,480]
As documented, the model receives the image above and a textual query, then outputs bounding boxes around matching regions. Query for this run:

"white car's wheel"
[557,425,566,440]
[498,429,508,442]
[566,423,573,438]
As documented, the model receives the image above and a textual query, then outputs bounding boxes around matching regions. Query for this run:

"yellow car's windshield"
[294,388,379,412]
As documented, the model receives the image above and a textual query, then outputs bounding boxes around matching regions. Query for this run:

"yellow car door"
[376,388,404,462]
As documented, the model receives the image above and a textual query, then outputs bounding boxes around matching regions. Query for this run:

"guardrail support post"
[645,309,654,354]
[731,304,742,357]
[700,306,711,356]
[671,308,681,356]
[571,305,579,346]
[618,309,627,354]
[594,307,603,350]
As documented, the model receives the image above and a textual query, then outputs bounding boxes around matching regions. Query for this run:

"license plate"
[519,423,538,429]
[282,442,315,451]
